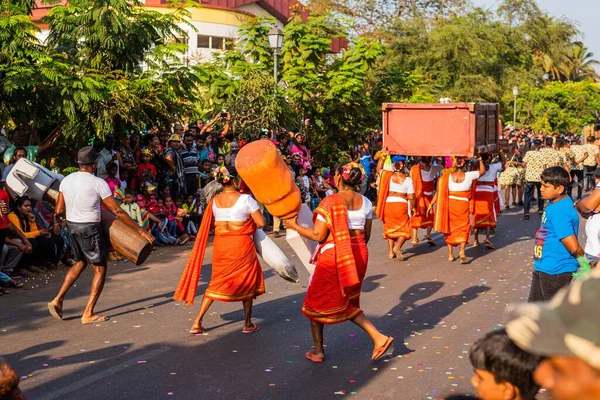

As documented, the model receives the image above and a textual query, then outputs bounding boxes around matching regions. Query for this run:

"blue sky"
[473,0,600,63]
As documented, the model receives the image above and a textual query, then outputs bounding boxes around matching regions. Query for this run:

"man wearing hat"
[48,146,154,324]
[506,269,600,400]
[164,134,186,196]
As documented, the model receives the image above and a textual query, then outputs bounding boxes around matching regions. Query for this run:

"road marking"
[37,346,171,400]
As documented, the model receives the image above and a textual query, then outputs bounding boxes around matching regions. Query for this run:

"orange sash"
[376,170,392,222]
[434,174,451,234]
[174,199,216,305]
[314,195,360,296]
[410,165,425,215]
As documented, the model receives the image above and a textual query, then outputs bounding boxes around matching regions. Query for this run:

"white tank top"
[212,194,260,222]
[389,176,415,194]
[448,171,480,191]
[316,195,373,229]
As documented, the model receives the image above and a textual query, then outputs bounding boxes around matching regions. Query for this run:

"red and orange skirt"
[204,230,265,302]
[383,199,412,239]
[302,236,367,324]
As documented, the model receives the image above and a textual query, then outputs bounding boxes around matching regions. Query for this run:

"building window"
[197,35,234,50]
[212,37,225,50]
[197,35,210,49]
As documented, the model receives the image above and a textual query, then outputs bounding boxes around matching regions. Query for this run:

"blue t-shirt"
[533,196,579,274]
[360,151,375,176]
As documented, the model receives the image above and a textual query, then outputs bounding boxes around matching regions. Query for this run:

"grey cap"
[505,269,600,370]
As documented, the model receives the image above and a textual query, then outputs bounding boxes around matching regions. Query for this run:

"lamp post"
[512,86,519,129]
[268,28,284,93]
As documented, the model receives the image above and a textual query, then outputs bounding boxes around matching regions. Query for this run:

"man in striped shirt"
[181,131,199,196]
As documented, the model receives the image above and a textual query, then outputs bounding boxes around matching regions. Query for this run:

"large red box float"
[382,103,499,157]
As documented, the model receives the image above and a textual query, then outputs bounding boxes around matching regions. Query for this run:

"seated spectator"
[506,269,600,400]
[33,200,69,266]
[121,189,162,233]
[8,196,56,271]
[469,329,543,400]
[164,195,189,245]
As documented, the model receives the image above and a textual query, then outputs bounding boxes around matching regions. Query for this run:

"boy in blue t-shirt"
[530,166,584,302]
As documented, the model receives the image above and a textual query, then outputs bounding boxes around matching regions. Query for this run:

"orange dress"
[303,195,366,324]
[472,182,498,229]
[410,164,435,229]
[376,171,412,240]
[434,173,477,246]
[174,199,265,305]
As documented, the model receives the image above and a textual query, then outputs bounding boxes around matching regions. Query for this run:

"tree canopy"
[1,0,599,167]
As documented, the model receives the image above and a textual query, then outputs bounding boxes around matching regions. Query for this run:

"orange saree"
[174,199,265,305]
[302,195,365,325]
[473,182,497,229]
[377,171,411,239]
[410,165,435,229]
[434,174,476,246]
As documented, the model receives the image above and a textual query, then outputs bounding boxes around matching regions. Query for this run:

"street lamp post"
[268,28,284,94]
[513,86,519,129]
[268,27,283,139]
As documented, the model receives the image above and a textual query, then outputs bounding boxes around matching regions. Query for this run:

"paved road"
[1,207,551,399]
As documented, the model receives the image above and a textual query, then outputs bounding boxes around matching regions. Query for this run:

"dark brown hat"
[76,146,101,164]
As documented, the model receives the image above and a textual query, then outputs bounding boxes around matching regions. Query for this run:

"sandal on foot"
[372,337,395,361]
[48,302,63,320]
[425,237,436,247]
[242,324,261,334]
[460,255,468,264]
[305,350,324,363]
[484,240,495,249]
[388,253,396,259]
[81,315,109,325]
[189,327,204,335]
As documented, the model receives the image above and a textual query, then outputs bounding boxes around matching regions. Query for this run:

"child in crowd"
[121,189,162,232]
[182,193,200,238]
[199,159,213,188]
[105,162,121,194]
[469,329,543,400]
[296,167,311,205]
[530,166,583,302]
[135,149,157,189]
[164,196,189,245]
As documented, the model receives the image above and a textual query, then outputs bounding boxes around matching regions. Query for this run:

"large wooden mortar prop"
[235,141,302,219]
[6,159,152,265]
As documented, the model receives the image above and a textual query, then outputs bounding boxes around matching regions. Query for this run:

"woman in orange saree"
[430,157,485,264]
[284,163,393,363]
[472,155,504,249]
[174,166,266,335]
[410,157,443,246]
[376,153,415,260]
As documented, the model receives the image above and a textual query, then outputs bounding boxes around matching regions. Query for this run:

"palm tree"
[563,42,600,82]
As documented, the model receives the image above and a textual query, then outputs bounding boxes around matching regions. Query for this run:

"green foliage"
[0,0,200,151]
[506,81,600,133]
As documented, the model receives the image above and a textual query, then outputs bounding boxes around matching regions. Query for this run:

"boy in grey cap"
[506,269,600,400]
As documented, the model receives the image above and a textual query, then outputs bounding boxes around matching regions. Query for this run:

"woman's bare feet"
[190,321,204,335]
[81,315,109,325]
[393,246,405,261]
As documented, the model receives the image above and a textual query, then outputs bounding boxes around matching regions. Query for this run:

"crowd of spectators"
[1,113,377,294]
